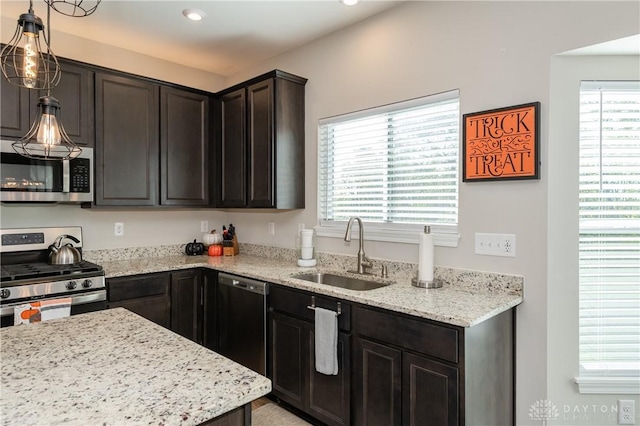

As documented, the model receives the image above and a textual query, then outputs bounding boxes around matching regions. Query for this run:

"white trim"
[575,376,640,394]
[315,222,459,247]
[580,80,640,91]
[318,89,459,125]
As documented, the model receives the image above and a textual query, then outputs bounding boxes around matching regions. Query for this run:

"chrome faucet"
[344,217,372,274]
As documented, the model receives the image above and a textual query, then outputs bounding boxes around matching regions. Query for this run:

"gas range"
[0,227,106,326]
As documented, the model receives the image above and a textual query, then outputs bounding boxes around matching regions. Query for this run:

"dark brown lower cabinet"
[354,338,402,426]
[107,272,171,328]
[202,269,218,351]
[271,312,306,409]
[270,285,351,426]
[353,306,513,426]
[308,328,351,426]
[355,337,460,426]
[402,352,459,426]
[170,269,203,343]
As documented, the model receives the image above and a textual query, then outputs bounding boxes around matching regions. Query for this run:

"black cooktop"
[1,261,104,283]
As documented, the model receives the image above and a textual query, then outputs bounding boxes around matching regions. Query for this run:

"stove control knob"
[67,281,77,290]
[0,289,10,299]
[82,279,93,289]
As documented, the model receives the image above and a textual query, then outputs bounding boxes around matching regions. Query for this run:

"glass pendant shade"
[0,7,60,90]
[45,0,102,17]
[12,96,82,160]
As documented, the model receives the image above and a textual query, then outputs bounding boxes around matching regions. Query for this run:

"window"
[317,90,460,246]
[577,81,640,393]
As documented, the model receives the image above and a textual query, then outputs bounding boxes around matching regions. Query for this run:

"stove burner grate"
[1,261,103,283]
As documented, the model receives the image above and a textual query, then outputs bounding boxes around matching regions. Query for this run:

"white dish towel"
[314,306,338,375]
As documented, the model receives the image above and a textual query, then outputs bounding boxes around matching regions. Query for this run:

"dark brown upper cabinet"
[213,70,307,209]
[160,87,209,207]
[93,71,210,207]
[0,76,30,139]
[1,58,95,147]
[94,72,160,206]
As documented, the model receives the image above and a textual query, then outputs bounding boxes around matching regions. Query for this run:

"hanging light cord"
[45,0,52,96]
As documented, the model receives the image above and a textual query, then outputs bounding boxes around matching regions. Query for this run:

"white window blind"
[578,81,640,389]
[318,90,459,244]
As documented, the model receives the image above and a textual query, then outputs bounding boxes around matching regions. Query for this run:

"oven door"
[0,290,106,327]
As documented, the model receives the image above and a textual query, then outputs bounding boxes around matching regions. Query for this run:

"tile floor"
[252,398,311,425]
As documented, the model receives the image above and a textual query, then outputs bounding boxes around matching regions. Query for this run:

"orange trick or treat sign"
[463,102,540,181]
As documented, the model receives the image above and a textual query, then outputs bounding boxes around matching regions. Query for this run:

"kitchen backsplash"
[84,243,524,296]
[84,244,185,263]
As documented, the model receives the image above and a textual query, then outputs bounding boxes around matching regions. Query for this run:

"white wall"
[0,15,227,91]
[548,55,640,425]
[1,2,639,424]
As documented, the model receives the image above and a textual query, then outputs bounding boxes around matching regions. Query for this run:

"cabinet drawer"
[270,285,351,332]
[354,306,459,364]
[107,273,170,302]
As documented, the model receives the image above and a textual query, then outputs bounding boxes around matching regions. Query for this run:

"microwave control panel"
[70,158,91,193]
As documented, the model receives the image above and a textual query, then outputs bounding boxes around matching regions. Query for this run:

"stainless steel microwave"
[0,140,93,203]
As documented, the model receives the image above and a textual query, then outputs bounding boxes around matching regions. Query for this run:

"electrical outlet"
[475,233,516,257]
[268,222,275,236]
[114,222,124,237]
[619,400,635,425]
[200,220,209,233]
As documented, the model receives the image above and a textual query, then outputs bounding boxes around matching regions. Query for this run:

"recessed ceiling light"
[340,0,359,5]
[182,8,207,21]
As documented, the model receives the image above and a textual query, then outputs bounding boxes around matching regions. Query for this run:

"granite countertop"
[99,254,523,327]
[0,308,271,426]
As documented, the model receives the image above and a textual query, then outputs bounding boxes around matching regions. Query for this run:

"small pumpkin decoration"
[208,244,223,257]
[203,230,223,247]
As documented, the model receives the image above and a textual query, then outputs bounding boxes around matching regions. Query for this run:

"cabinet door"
[202,269,218,350]
[217,88,246,207]
[308,329,351,426]
[354,338,402,426]
[247,78,274,208]
[171,269,203,344]
[1,61,94,145]
[160,87,209,206]
[402,352,459,426]
[107,273,170,328]
[48,60,95,147]
[270,311,307,411]
[95,72,159,206]
[0,78,31,138]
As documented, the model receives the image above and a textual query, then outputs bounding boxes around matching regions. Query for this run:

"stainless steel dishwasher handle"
[218,273,268,295]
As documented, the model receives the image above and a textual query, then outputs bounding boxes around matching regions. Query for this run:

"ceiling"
[0,0,403,76]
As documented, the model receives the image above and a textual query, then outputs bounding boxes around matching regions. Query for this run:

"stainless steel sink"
[293,272,388,291]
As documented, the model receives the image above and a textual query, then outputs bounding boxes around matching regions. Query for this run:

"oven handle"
[0,290,106,316]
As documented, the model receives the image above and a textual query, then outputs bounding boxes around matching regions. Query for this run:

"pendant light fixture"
[7,1,81,160]
[12,95,81,160]
[0,0,60,90]
[44,0,102,18]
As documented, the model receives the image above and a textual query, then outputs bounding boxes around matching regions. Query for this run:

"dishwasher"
[216,272,268,375]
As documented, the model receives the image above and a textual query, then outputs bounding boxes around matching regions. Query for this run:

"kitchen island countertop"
[0,308,271,426]
[98,254,523,327]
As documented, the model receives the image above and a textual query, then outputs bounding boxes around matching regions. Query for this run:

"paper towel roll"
[418,226,434,283]
[301,229,314,248]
